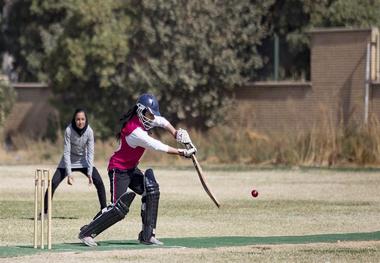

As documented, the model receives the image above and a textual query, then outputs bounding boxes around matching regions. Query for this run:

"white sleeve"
[126,128,170,152]
[152,116,170,128]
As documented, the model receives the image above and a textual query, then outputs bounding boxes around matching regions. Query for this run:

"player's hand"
[67,175,74,185]
[87,175,93,186]
[178,147,197,158]
[184,142,197,152]
[176,128,192,144]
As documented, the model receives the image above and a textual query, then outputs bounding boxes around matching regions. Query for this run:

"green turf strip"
[1,231,380,258]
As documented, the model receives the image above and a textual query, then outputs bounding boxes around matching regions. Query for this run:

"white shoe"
[139,234,163,245]
[37,212,48,220]
[148,236,163,245]
[80,236,98,247]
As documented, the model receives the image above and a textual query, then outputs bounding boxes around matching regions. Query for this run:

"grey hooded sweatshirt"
[58,124,94,177]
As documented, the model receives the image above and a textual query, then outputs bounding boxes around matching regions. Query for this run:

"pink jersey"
[108,115,145,171]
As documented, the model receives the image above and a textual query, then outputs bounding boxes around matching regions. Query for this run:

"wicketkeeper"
[78,93,196,246]
[43,108,107,217]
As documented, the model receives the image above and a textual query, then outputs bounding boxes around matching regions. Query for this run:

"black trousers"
[108,168,145,203]
[44,167,107,213]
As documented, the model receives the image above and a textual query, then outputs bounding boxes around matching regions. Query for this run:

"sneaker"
[37,212,48,221]
[147,236,163,245]
[79,236,98,247]
[138,232,163,245]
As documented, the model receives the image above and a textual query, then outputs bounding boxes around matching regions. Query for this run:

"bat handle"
[184,143,194,152]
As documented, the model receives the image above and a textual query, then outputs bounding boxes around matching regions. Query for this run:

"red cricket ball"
[251,189,259,198]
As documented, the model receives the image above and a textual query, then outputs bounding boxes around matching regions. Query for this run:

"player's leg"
[130,168,162,245]
[78,167,107,210]
[43,168,66,214]
[78,191,136,246]
[78,169,133,246]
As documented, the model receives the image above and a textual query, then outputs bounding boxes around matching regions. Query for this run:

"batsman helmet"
[136,93,161,130]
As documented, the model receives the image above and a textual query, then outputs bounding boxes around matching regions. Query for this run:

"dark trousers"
[44,167,107,213]
[108,168,144,203]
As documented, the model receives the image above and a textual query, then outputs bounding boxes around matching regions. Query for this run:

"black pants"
[108,168,144,203]
[44,167,107,213]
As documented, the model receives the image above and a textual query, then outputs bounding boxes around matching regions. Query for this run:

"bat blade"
[191,154,220,208]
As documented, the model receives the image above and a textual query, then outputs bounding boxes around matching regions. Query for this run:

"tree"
[0,78,15,127]
[323,0,380,27]
[0,2,15,129]
[4,0,271,136]
[258,0,380,81]
[4,0,132,138]
[127,0,272,128]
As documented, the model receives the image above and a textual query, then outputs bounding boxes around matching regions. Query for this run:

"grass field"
[1,165,380,262]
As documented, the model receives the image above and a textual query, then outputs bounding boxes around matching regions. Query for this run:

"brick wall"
[311,28,371,125]
[372,82,380,118]
[235,28,377,133]
[3,83,58,140]
[235,82,312,132]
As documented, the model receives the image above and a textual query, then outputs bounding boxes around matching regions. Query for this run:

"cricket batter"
[79,93,196,246]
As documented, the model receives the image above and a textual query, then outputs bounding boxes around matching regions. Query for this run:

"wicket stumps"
[34,169,52,249]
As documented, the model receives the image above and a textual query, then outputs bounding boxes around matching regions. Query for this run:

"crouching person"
[79,93,196,246]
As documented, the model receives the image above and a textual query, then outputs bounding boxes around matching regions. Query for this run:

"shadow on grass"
[24,216,79,220]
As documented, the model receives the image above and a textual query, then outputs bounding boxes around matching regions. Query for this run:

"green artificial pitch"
[1,231,380,258]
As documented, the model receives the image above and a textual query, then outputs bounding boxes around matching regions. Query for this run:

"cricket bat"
[185,143,220,208]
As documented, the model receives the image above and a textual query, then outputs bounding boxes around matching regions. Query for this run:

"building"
[236,27,380,133]
[3,27,380,141]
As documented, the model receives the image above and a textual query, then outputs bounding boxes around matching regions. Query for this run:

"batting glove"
[178,147,197,158]
[176,128,192,144]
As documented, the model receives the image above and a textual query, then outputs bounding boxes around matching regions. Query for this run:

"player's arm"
[151,116,176,138]
[126,128,195,157]
[152,116,194,147]
[151,115,197,155]
[63,127,74,185]
[86,128,94,186]
[63,127,72,176]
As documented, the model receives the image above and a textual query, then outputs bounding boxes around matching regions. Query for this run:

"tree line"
[1,0,379,138]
